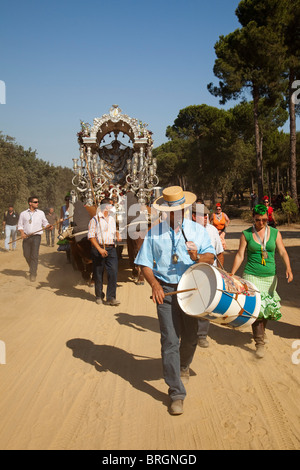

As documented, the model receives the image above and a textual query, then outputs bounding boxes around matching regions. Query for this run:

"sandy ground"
[0,219,299,451]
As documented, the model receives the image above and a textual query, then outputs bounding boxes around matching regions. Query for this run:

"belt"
[99,244,115,248]
[156,278,178,288]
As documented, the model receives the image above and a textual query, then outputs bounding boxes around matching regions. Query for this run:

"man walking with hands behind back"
[18,196,52,282]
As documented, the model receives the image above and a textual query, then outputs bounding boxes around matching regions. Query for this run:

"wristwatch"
[196,253,201,262]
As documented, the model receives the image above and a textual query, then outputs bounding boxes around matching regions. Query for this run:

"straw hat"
[153,186,196,212]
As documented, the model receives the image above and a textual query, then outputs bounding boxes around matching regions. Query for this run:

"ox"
[64,197,158,286]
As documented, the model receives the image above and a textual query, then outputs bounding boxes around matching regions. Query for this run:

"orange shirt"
[212,212,226,231]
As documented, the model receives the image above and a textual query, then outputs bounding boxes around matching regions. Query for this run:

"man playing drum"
[135,186,215,415]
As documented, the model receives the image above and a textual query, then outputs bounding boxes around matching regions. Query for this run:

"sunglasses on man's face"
[32,200,39,203]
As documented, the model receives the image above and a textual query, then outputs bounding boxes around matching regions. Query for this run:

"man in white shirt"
[192,202,224,348]
[88,198,121,306]
[18,196,52,281]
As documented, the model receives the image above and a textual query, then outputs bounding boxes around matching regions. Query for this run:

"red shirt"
[267,206,274,222]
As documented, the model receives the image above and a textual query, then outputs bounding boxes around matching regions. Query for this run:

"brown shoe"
[180,367,190,385]
[198,337,209,348]
[255,344,265,359]
[169,399,184,415]
[106,298,120,306]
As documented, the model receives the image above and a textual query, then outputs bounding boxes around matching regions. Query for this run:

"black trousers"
[91,246,118,300]
[22,235,41,276]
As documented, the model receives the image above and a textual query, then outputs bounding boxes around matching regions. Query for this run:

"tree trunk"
[267,167,272,200]
[276,166,280,195]
[289,70,298,207]
[253,88,264,201]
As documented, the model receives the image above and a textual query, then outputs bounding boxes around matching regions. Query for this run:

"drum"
[177,263,261,329]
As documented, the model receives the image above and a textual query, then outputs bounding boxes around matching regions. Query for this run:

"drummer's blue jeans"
[157,284,199,401]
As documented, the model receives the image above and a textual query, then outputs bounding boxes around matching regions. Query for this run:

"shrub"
[281,199,299,224]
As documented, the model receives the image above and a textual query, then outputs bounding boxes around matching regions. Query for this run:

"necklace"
[169,226,183,264]
[253,225,268,265]
[29,210,35,224]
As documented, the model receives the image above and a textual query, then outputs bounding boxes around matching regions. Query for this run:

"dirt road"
[0,220,299,450]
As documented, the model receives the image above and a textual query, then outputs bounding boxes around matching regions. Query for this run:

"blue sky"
[0,0,294,169]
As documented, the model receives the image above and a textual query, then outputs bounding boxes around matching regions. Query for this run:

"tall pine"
[208,1,287,200]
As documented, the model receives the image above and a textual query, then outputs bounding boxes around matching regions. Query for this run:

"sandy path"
[0,220,299,450]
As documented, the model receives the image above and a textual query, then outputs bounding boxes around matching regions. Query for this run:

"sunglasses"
[32,200,39,203]
[254,217,268,222]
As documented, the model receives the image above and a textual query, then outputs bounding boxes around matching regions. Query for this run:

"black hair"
[28,195,39,204]
[100,198,112,206]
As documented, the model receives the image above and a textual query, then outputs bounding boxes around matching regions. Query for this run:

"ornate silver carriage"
[72,104,159,209]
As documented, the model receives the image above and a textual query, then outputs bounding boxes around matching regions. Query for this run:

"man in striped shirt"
[88,199,121,306]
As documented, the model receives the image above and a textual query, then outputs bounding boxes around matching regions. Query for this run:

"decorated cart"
[72,104,159,209]
[64,106,160,282]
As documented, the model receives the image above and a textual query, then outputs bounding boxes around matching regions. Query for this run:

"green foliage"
[281,198,299,224]
[0,132,74,216]
[154,100,299,205]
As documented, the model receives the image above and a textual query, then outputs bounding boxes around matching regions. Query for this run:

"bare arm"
[196,252,214,264]
[141,266,165,305]
[276,231,293,283]
[185,241,215,264]
[59,207,63,232]
[115,230,122,242]
[217,252,225,268]
[18,229,27,239]
[231,234,247,275]
[224,213,230,227]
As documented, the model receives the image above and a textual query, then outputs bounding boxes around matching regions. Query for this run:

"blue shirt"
[134,219,215,284]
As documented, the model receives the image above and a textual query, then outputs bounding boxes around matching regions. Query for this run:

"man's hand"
[186,241,198,262]
[141,266,165,305]
[99,247,108,257]
[151,280,165,304]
